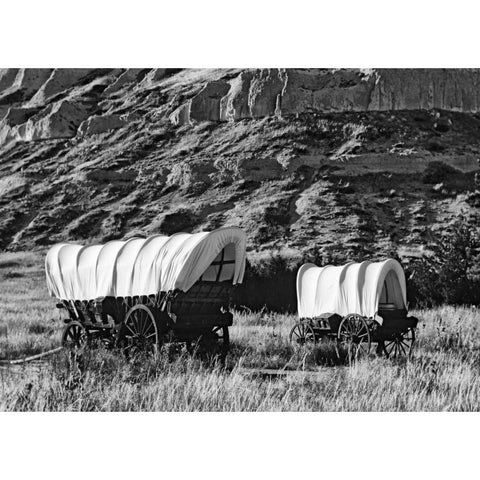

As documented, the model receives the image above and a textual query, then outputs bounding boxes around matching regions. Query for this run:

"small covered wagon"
[45,227,246,357]
[291,259,418,358]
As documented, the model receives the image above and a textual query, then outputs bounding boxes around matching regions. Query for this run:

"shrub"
[233,252,301,312]
[407,216,480,307]
[422,161,461,184]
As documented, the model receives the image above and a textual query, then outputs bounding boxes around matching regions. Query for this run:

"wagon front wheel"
[117,305,160,358]
[337,314,371,360]
[289,322,317,347]
[383,328,415,359]
[62,321,88,352]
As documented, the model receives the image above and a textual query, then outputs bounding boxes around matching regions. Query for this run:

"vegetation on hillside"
[235,215,480,310]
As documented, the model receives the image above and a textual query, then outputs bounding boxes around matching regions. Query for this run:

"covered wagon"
[45,227,246,357]
[291,259,418,358]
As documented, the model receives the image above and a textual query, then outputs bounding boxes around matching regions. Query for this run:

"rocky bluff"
[0,68,478,264]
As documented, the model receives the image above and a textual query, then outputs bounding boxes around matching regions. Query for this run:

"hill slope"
[0,68,479,265]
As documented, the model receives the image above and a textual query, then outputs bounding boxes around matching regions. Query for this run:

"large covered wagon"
[45,227,246,357]
[291,259,418,358]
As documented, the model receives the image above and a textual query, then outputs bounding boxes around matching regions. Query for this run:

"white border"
[1,413,478,479]
[1,1,479,478]
[0,0,479,67]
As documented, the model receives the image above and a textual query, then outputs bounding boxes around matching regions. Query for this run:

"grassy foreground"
[0,251,479,411]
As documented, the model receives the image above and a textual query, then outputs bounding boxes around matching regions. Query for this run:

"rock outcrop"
[78,114,127,136]
[24,100,91,141]
[28,69,97,106]
[3,68,480,143]
[0,68,479,264]
[0,69,53,105]
[170,69,480,125]
[104,69,147,95]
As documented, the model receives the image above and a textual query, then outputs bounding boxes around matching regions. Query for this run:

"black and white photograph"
[0,1,479,478]
[2,65,479,412]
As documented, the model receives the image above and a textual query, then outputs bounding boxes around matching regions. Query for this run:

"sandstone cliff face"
[2,68,480,144]
[168,69,480,125]
[0,68,479,265]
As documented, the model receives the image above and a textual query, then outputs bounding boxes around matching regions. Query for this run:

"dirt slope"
[0,68,478,263]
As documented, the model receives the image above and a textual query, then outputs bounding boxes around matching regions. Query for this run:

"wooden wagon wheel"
[289,322,317,347]
[383,328,415,359]
[337,314,371,359]
[117,304,160,358]
[61,321,88,352]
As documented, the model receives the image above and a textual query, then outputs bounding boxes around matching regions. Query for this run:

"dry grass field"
[0,250,479,411]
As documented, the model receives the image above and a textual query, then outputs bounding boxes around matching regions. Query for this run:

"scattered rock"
[78,114,127,136]
[0,174,28,198]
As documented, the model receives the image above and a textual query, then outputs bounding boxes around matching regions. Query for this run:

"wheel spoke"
[133,314,141,334]
[385,341,395,356]
[142,311,150,335]
[143,320,154,336]
[137,312,144,335]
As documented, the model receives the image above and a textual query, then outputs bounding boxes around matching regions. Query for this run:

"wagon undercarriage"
[59,281,234,360]
[289,311,418,360]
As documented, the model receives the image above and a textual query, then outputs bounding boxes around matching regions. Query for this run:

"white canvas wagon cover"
[46,227,246,301]
[297,259,407,321]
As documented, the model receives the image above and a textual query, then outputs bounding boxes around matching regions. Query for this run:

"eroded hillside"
[0,68,479,264]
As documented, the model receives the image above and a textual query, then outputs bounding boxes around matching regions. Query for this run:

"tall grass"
[0,251,479,411]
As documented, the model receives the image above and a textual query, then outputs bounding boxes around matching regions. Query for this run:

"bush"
[422,161,461,184]
[233,252,300,312]
[407,217,480,307]
[234,217,480,312]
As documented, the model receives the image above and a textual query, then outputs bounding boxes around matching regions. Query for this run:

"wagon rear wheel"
[337,314,371,361]
[383,328,415,359]
[193,326,230,359]
[289,322,317,347]
[62,321,88,352]
[117,305,161,358]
